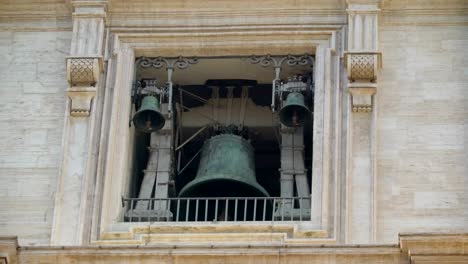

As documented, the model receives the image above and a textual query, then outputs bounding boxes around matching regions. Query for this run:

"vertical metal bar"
[214,199,219,221]
[156,199,160,222]
[153,199,156,222]
[299,197,302,221]
[290,198,294,221]
[167,199,171,222]
[225,198,229,221]
[271,198,276,222]
[243,198,248,221]
[204,199,208,222]
[130,198,134,223]
[253,198,257,221]
[185,199,190,222]
[262,198,266,221]
[138,199,142,222]
[281,198,285,221]
[234,199,238,221]
[176,199,180,222]
[195,199,199,221]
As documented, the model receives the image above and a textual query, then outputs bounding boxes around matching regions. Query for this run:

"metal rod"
[281,198,285,221]
[180,88,211,105]
[181,105,219,123]
[290,198,294,221]
[167,68,174,117]
[234,199,238,221]
[176,199,180,222]
[214,199,218,221]
[243,199,247,221]
[204,199,208,222]
[272,198,276,222]
[177,147,202,176]
[262,199,266,221]
[195,199,199,221]
[253,198,257,221]
[176,125,208,152]
[185,199,190,222]
[225,198,229,221]
[167,199,171,222]
[299,197,302,221]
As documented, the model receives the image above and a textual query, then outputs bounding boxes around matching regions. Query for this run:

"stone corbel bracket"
[66,56,103,117]
[344,51,382,82]
[344,51,381,112]
[348,84,377,113]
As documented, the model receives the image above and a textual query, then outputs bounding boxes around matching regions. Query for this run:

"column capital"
[346,0,383,7]
[71,0,108,18]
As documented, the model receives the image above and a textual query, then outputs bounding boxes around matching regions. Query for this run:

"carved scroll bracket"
[349,84,376,113]
[66,56,103,117]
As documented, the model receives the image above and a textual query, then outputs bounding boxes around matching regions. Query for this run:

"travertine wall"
[377,24,467,242]
[0,30,71,245]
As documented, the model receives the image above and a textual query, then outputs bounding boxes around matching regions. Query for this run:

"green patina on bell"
[133,95,165,132]
[179,134,269,197]
[279,92,311,127]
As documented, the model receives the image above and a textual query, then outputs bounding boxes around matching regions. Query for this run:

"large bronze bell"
[133,95,165,132]
[179,134,269,198]
[279,92,311,127]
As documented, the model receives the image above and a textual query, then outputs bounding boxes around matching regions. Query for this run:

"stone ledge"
[399,233,468,264]
[97,223,329,245]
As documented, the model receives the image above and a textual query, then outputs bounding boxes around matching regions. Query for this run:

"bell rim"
[178,175,270,198]
[132,109,166,132]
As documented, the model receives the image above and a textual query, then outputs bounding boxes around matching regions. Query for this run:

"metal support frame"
[138,56,199,117]
[249,54,314,112]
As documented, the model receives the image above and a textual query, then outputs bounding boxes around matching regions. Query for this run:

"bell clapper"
[292,110,299,127]
[145,115,152,131]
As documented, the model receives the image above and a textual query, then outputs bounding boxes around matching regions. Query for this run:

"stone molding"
[0,237,17,264]
[2,234,467,263]
[399,233,468,264]
[96,27,344,245]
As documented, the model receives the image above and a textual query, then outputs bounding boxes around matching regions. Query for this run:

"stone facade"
[0,0,466,263]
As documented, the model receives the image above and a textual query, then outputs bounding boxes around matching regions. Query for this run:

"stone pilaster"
[51,0,107,246]
[344,0,382,244]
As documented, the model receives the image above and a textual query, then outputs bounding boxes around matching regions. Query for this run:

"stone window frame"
[92,26,346,242]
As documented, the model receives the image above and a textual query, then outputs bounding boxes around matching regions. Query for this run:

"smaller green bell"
[133,95,165,132]
[279,92,311,127]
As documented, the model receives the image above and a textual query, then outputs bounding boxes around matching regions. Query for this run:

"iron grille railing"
[122,197,311,223]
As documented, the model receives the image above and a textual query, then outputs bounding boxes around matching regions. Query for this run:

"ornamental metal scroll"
[136,56,199,116]
[249,54,314,68]
[139,56,199,70]
[249,54,314,111]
